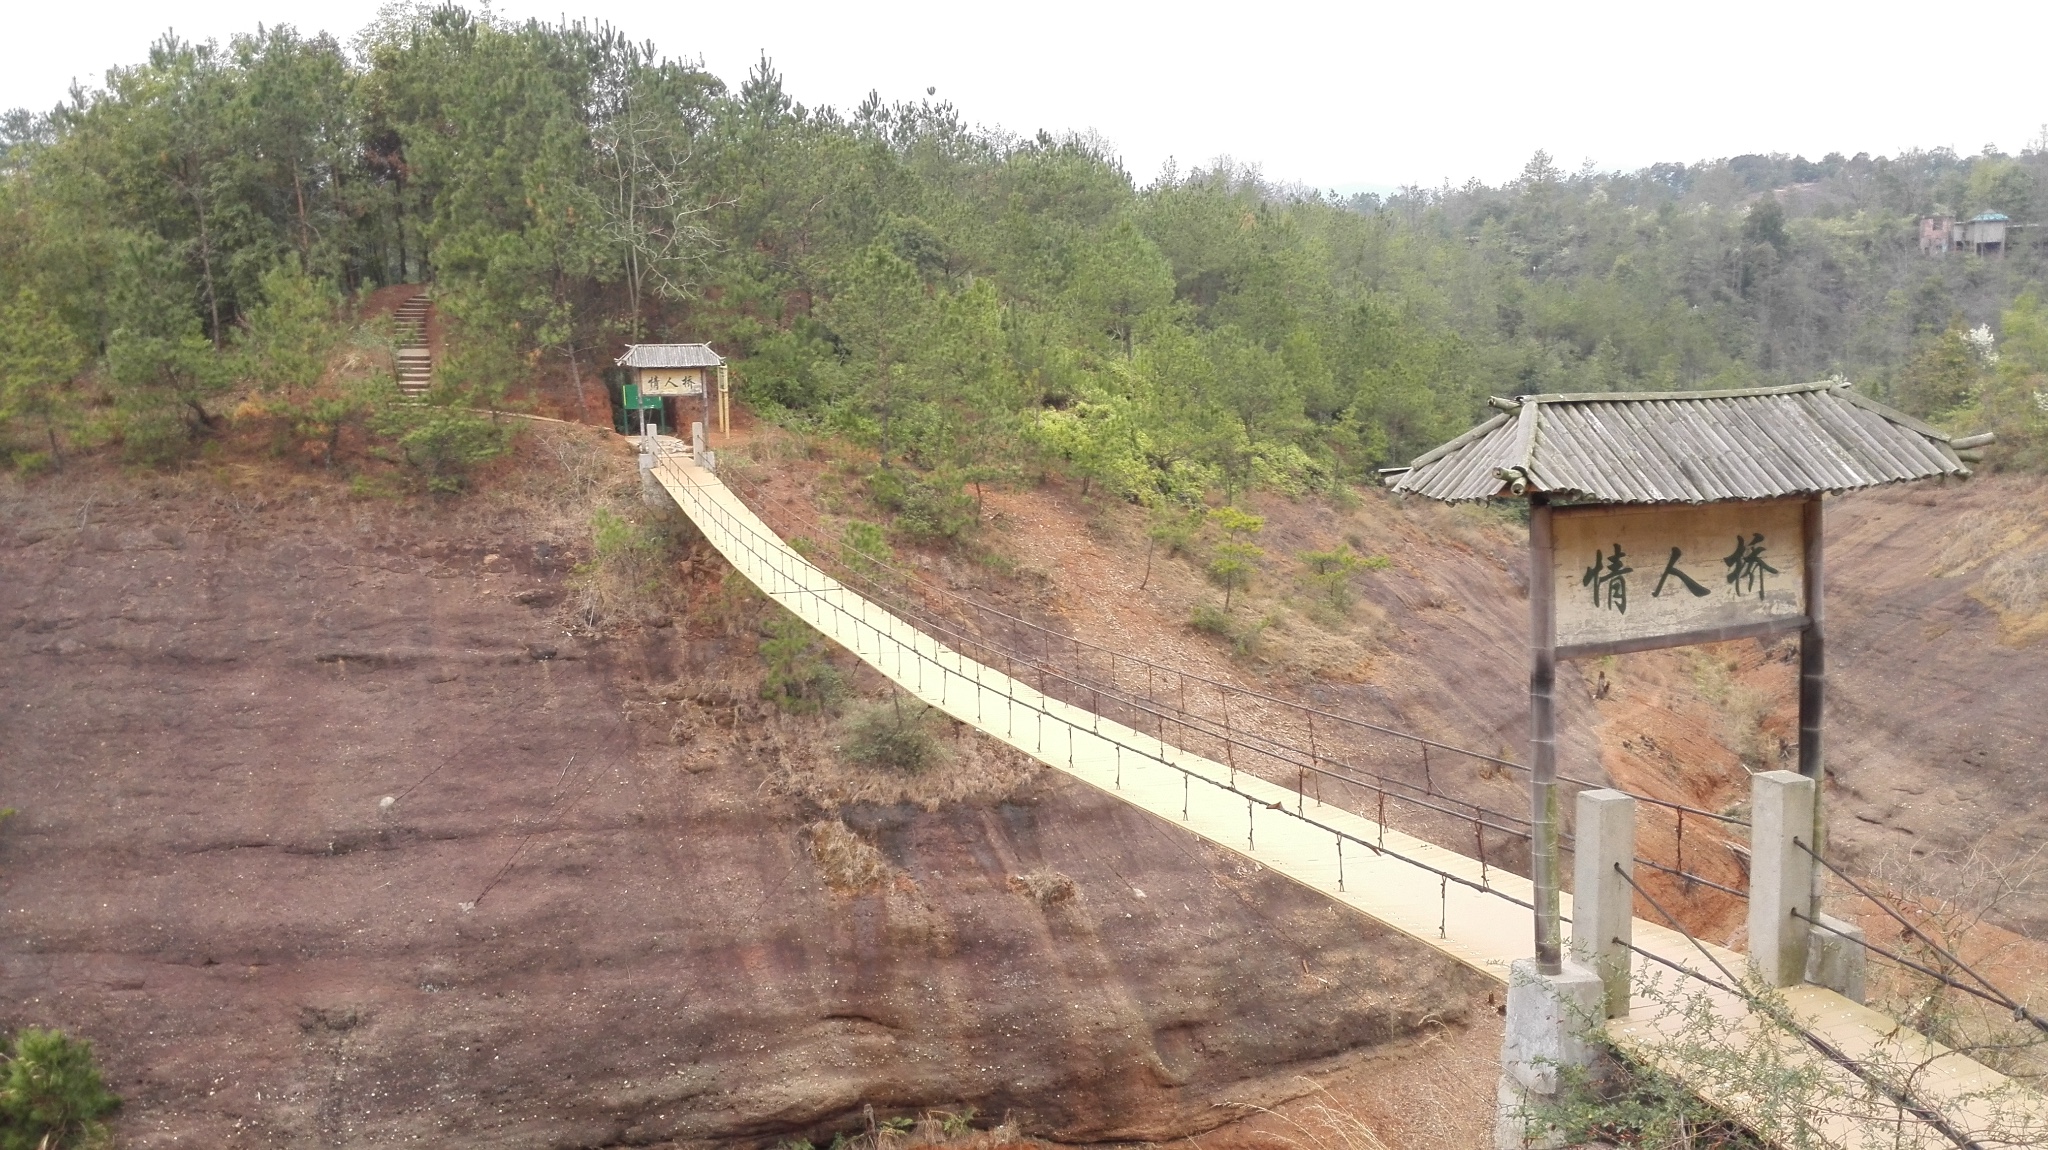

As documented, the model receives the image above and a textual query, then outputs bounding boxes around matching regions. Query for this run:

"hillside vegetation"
[5,7,2048,495]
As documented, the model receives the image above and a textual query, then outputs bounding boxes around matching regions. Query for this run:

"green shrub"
[1147,505,1206,558]
[759,610,843,713]
[569,507,693,632]
[250,380,378,470]
[1205,506,1265,609]
[1298,544,1385,610]
[840,699,944,774]
[840,519,893,577]
[239,261,338,395]
[867,467,975,543]
[1190,601,1232,637]
[1190,602,1270,655]
[0,1028,119,1150]
[371,404,516,493]
[1207,542,1261,609]
[116,406,204,467]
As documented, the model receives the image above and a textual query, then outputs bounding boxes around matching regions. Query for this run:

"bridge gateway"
[1386,380,1998,1143]
[639,380,2036,1149]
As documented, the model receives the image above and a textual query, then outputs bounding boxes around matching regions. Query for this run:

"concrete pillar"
[691,421,716,472]
[1806,912,1868,1003]
[1495,958,1606,1149]
[638,449,664,508]
[1569,789,1636,1018]
[1748,770,1815,987]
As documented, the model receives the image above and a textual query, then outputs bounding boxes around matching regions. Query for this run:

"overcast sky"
[9,0,2047,192]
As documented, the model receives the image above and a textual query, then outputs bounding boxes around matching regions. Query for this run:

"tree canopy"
[4,8,2048,485]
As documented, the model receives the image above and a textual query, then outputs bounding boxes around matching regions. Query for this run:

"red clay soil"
[7,401,2043,1149]
[720,426,1742,938]
[719,417,2048,981]
[0,429,1499,1149]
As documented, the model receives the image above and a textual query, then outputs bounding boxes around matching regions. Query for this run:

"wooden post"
[718,363,730,435]
[1528,496,1562,974]
[1799,493,1825,915]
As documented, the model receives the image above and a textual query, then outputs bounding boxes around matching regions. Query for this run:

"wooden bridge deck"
[650,446,2044,1149]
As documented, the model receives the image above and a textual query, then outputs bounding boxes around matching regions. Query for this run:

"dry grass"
[1930,507,2038,579]
[785,1108,1043,1150]
[1005,870,1076,906]
[1684,647,1780,772]
[1858,842,2048,1086]
[1212,1083,1398,1150]
[1260,604,1390,684]
[1978,546,2048,622]
[801,819,891,895]
[1928,506,2048,639]
[763,698,1046,811]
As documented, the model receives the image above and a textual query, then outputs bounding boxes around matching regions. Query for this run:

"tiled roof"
[617,343,724,368]
[1386,382,1968,504]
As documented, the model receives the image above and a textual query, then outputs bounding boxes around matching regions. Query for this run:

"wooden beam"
[1555,615,1810,661]
[1800,493,1826,915]
[1528,496,1562,974]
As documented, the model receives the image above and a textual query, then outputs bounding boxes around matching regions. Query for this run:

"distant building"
[1921,212,2013,256]
[1919,215,1954,254]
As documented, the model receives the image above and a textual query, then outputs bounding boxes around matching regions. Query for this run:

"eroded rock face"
[0,474,1489,1148]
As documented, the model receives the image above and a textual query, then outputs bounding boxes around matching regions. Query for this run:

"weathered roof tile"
[616,343,724,369]
[1387,382,1965,504]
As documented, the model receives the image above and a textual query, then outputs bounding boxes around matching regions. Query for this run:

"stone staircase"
[393,293,432,401]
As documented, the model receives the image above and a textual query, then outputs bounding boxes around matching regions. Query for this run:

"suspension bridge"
[642,438,2044,1150]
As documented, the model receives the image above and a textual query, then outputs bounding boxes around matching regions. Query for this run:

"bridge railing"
[656,451,1553,921]
[653,448,2047,1150]
[715,460,1748,905]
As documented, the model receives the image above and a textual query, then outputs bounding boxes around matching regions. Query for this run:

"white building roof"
[617,343,724,368]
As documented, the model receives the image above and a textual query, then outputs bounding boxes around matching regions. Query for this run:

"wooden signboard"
[1550,498,1808,659]
[637,368,705,397]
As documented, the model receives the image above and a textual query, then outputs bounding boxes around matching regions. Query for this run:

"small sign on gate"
[1551,498,1806,657]
[635,368,705,398]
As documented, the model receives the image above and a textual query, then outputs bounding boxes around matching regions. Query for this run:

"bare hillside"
[0,428,1497,1149]
[721,430,2048,948]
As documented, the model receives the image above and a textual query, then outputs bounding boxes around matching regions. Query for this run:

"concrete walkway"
[649,446,2042,1149]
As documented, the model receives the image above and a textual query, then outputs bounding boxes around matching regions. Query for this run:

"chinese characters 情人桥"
[1723,533,1778,598]
[1583,545,1633,613]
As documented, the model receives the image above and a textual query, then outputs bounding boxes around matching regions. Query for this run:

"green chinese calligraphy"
[1582,544,1633,613]
[1723,533,1779,598]
[1652,547,1711,598]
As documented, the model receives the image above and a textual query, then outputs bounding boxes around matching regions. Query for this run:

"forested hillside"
[5,5,2048,495]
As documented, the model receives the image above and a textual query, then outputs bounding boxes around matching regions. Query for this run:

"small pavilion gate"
[1386,380,1995,1143]
[617,342,728,442]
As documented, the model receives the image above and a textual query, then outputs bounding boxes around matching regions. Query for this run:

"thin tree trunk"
[876,358,893,466]
[566,337,590,424]
[395,179,409,282]
[43,413,63,469]
[192,189,223,348]
[293,168,312,267]
[1140,537,1155,589]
